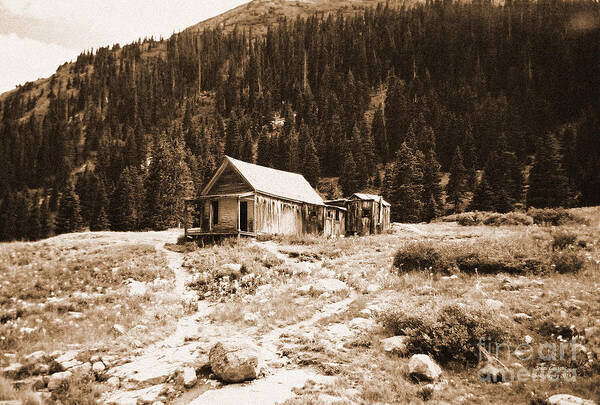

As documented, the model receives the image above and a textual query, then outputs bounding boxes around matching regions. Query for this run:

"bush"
[393,242,448,272]
[527,208,588,226]
[439,211,534,226]
[551,231,578,250]
[551,251,585,273]
[394,241,547,275]
[379,304,509,365]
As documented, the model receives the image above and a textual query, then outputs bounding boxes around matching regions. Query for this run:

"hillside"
[1,0,600,243]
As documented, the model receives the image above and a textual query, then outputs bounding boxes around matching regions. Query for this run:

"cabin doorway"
[239,201,248,232]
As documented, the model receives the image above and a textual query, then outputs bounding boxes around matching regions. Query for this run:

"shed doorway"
[239,201,248,232]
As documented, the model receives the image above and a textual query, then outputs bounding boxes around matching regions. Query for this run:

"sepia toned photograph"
[0,0,599,404]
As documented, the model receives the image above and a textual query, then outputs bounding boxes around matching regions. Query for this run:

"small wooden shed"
[184,156,346,239]
[326,193,391,236]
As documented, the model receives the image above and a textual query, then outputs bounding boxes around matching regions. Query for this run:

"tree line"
[0,0,599,239]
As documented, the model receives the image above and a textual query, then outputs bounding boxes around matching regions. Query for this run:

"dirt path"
[106,235,356,404]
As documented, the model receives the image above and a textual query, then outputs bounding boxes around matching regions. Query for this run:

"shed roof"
[203,156,325,205]
[351,193,391,207]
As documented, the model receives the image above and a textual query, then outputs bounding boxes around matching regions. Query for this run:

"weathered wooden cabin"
[184,156,346,239]
[326,193,391,236]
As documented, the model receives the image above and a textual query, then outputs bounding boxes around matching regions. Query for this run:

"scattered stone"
[1,363,23,379]
[441,275,458,280]
[182,367,197,388]
[478,363,506,383]
[366,283,380,293]
[326,323,353,340]
[107,376,120,388]
[61,359,83,370]
[409,354,442,382]
[113,324,126,335]
[92,361,106,374]
[484,299,504,311]
[349,317,375,330]
[55,350,78,365]
[128,280,149,296]
[525,335,533,344]
[417,384,435,401]
[314,279,348,293]
[222,263,243,273]
[31,375,46,390]
[243,313,258,325]
[547,394,596,405]
[0,401,23,405]
[380,336,409,356]
[513,313,532,323]
[209,339,262,383]
[72,362,92,375]
[24,351,47,363]
[47,371,72,391]
[105,384,167,405]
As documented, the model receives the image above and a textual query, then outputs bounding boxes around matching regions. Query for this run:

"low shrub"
[439,211,534,226]
[379,304,509,365]
[551,231,577,250]
[551,251,585,273]
[393,241,548,275]
[527,208,588,226]
[393,242,447,272]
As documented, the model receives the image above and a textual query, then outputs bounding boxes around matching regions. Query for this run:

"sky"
[0,0,249,94]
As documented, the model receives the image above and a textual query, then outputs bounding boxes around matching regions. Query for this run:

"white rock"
[525,335,533,344]
[25,351,47,362]
[222,263,242,273]
[484,299,504,311]
[315,278,347,293]
[209,339,262,383]
[128,280,148,296]
[296,284,312,294]
[113,324,126,335]
[243,313,259,324]
[349,317,375,330]
[107,376,120,388]
[92,361,106,373]
[408,354,442,381]
[366,284,380,293]
[182,367,197,388]
[513,313,532,323]
[326,323,353,340]
[47,371,72,391]
[380,336,409,355]
[547,394,596,405]
[55,350,78,365]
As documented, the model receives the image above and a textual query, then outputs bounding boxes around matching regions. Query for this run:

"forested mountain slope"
[1,0,599,241]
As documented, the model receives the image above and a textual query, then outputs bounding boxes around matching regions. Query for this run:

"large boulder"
[547,394,596,405]
[209,339,262,383]
[408,354,442,382]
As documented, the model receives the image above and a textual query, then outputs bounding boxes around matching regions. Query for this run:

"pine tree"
[386,142,424,223]
[55,182,83,235]
[27,193,41,241]
[256,130,272,167]
[40,197,54,239]
[422,150,443,220]
[446,147,466,213]
[0,192,17,241]
[470,178,494,212]
[110,167,138,231]
[14,191,30,240]
[371,106,387,161]
[339,148,360,196]
[527,133,570,208]
[91,181,110,231]
[302,136,320,187]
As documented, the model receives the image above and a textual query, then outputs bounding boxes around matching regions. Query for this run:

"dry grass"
[0,232,181,357]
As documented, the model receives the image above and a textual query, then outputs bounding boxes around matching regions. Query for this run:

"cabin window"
[335,210,340,221]
[212,201,219,224]
[362,209,371,218]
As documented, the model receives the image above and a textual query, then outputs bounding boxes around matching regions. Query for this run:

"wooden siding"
[346,198,390,235]
[206,165,252,195]
[255,195,304,235]
[324,206,345,237]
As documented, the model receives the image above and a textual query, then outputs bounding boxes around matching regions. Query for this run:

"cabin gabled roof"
[202,156,325,205]
[350,193,391,207]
